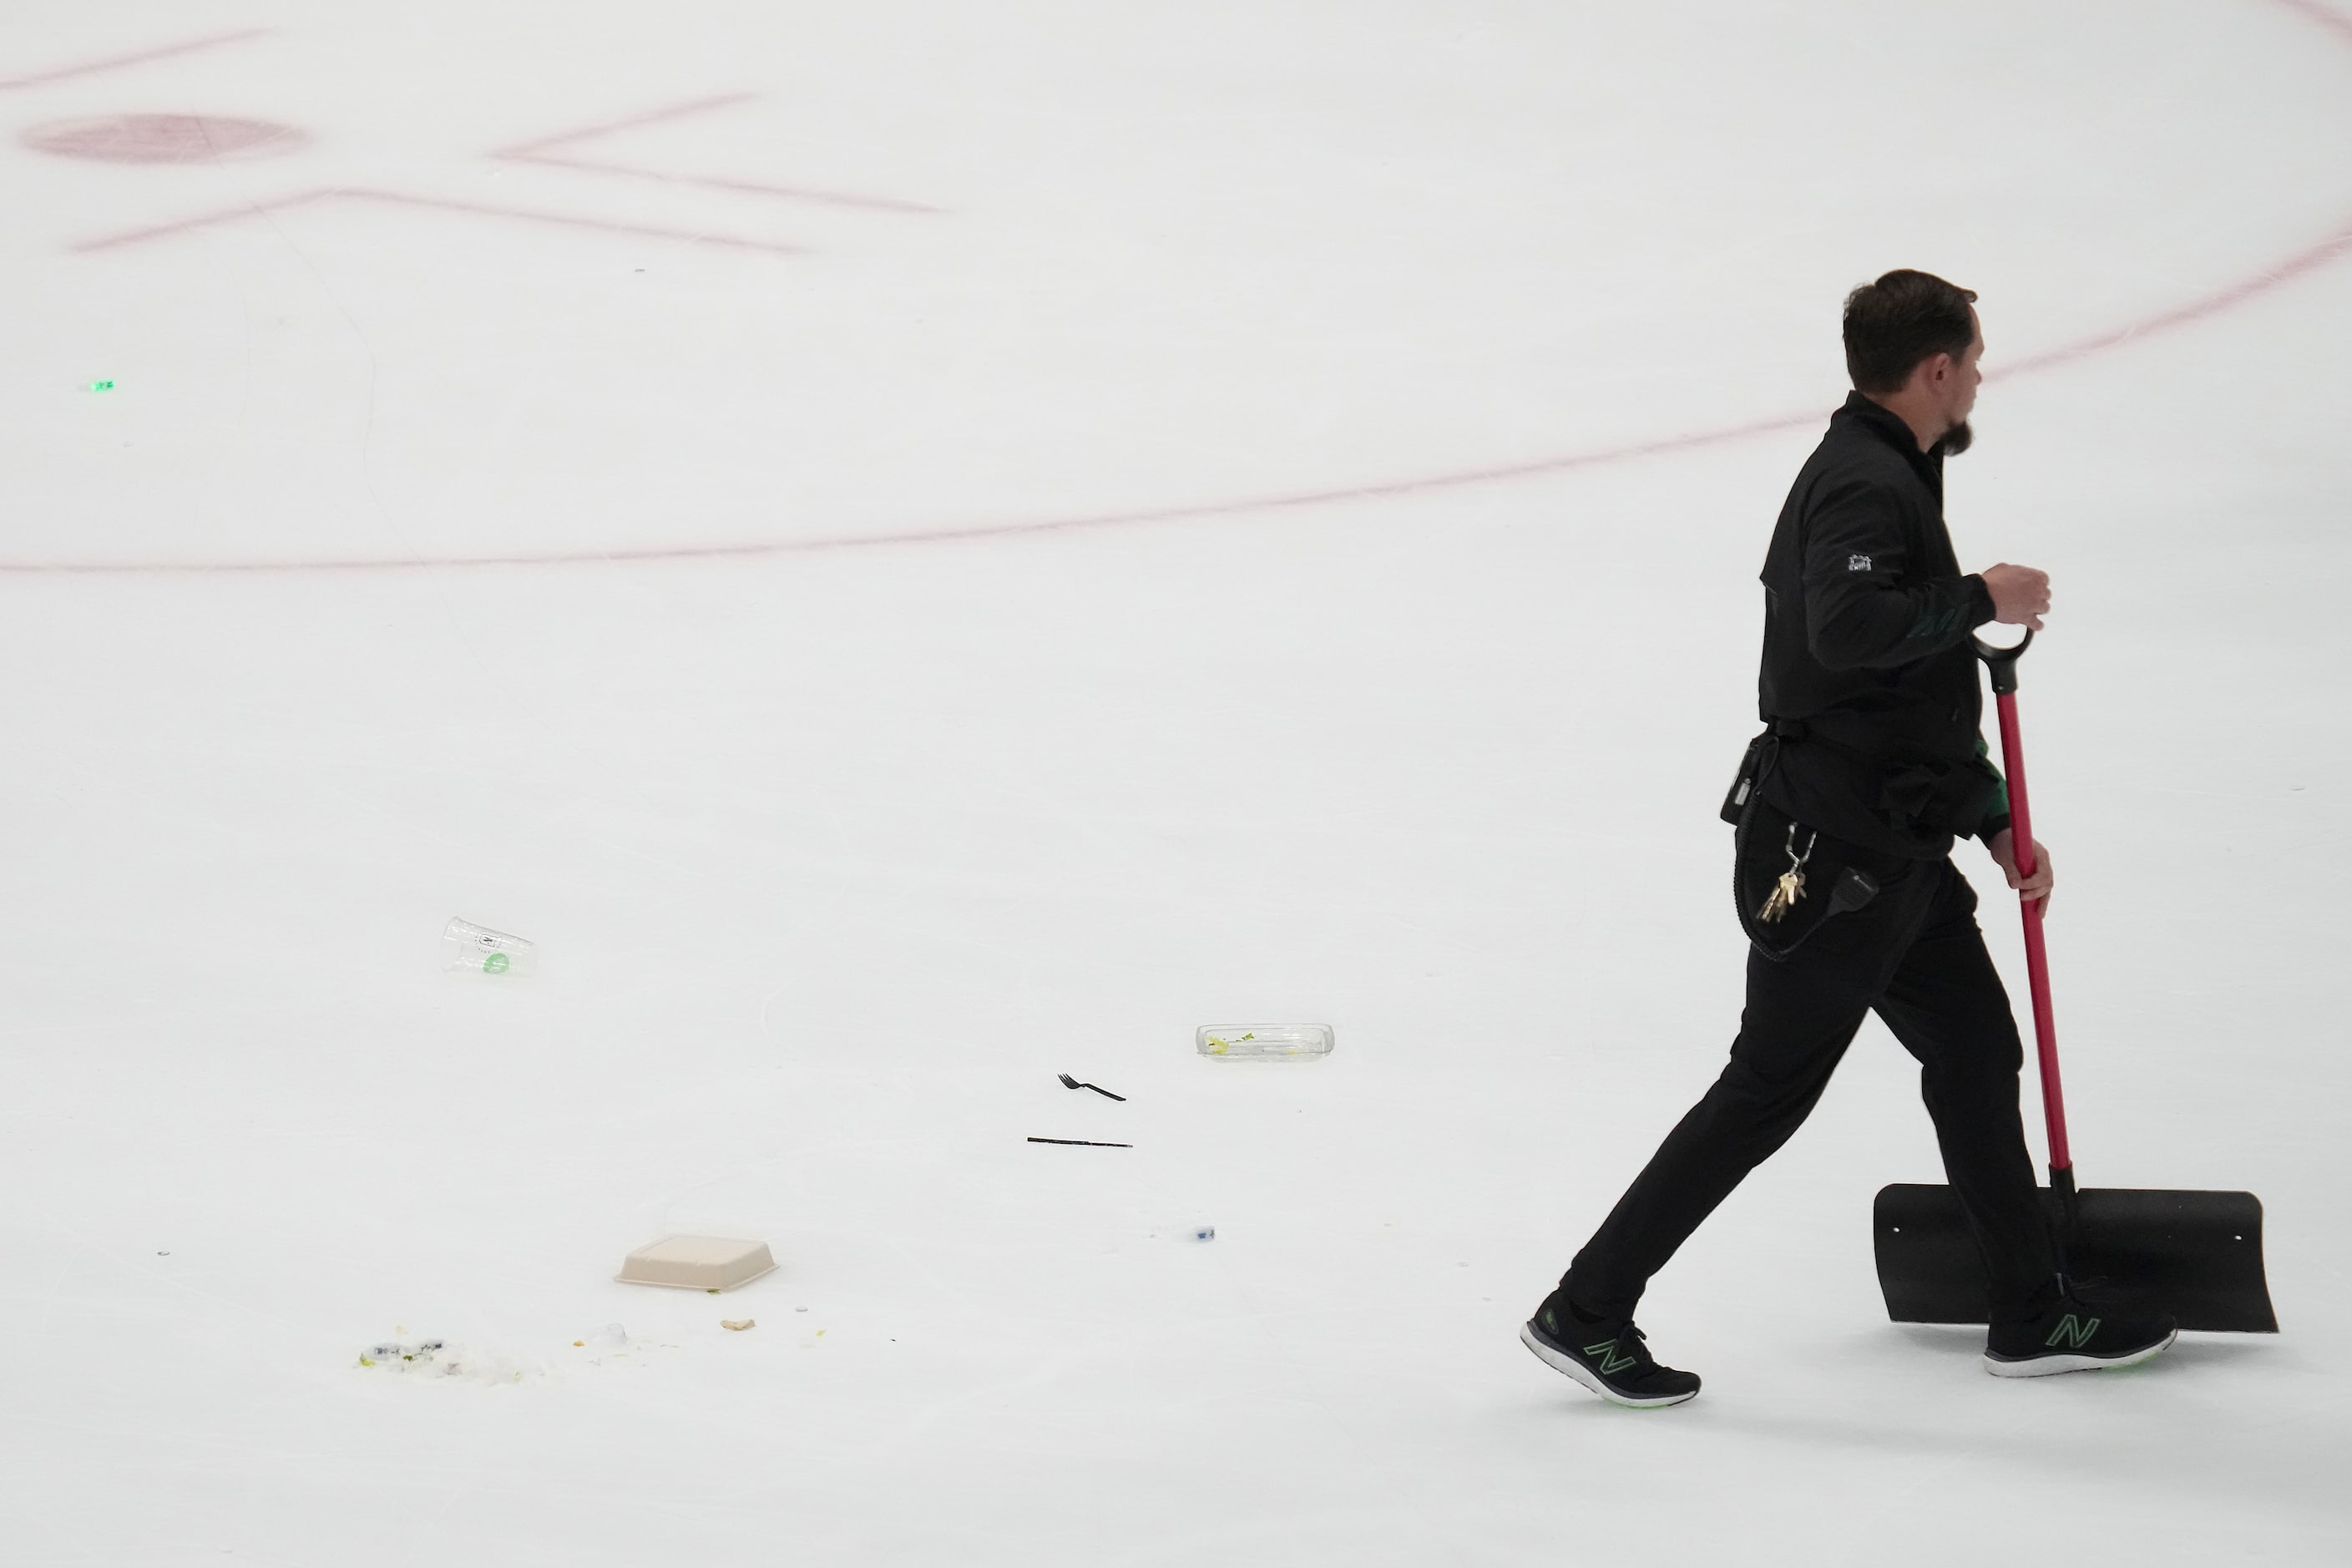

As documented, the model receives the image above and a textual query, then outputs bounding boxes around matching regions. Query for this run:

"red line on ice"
[1993,215,2352,378]
[0,28,268,91]
[71,187,806,256]
[510,150,945,215]
[70,190,326,251]
[493,94,944,215]
[24,214,2349,578]
[0,409,1835,579]
[492,94,765,158]
[342,190,806,255]
[21,215,2349,575]
[2264,0,2352,45]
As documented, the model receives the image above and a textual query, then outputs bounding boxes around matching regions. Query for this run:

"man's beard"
[1937,419,1974,457]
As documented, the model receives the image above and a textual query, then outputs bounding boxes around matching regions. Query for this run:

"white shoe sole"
[1982,1328,2178,1378]
[1519,1321,1698,1409]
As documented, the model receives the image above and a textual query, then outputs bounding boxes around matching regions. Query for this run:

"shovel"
[1872,630,2277,1333]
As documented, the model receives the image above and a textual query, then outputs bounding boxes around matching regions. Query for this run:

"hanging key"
[1757,824,1817,924]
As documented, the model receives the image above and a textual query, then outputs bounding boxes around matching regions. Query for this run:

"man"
[1520,271,2175,1408]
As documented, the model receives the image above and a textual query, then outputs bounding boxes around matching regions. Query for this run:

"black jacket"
[1754,392,2011,861]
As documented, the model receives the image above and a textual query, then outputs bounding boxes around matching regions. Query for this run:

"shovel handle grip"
[1975,633,2072,1176]
[1969,627,2032,697]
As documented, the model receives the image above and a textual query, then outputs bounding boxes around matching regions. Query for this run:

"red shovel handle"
[1973,632,2073,1178]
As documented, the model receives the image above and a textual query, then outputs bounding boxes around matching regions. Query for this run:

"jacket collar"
[1834,390,1943,494]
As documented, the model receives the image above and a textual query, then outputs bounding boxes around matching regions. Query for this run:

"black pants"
[1561,836,2055,1322]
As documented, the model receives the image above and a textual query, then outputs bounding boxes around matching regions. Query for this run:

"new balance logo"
[2045,1313,2102,1349]
[1583,1339,1636,1375]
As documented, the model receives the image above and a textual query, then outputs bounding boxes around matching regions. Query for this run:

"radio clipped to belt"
[1717,728,1778,826]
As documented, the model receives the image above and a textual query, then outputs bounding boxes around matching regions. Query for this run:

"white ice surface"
[3,2,2349,1562]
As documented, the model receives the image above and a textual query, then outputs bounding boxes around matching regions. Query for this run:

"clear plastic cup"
[1195,1024,1333,1060]
[444,918,537,977]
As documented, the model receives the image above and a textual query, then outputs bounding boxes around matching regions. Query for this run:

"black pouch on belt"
[1731,797,1884,962]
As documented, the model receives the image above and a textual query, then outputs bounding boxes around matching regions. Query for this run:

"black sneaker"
[1519,1294,1700,1409]
[1984,1291,2177,1378]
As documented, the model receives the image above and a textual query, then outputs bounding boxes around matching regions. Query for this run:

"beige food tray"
[616,1235,778,1292]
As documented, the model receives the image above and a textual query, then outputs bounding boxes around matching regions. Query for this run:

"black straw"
[1027,1136,1131,1147]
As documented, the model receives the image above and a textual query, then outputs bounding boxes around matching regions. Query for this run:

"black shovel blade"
[1874,1183,2278,1333]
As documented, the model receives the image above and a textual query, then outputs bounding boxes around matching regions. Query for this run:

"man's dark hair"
[1842,270,1978,394]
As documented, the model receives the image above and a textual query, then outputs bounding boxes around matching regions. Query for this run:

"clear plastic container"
[443,917,537,977]
[1196,1024,1333,1060]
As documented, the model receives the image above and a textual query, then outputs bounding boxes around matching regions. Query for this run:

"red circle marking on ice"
[23,114,307,164]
